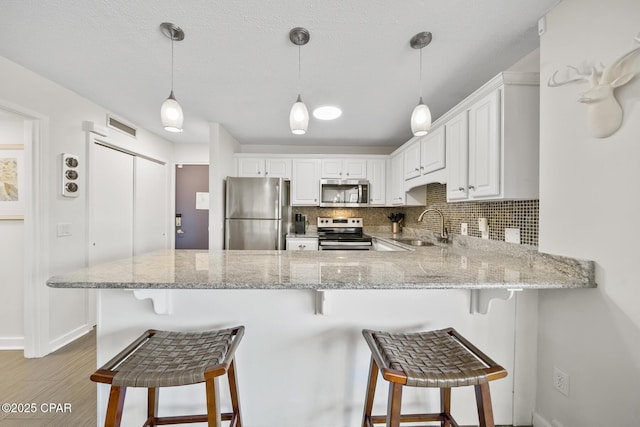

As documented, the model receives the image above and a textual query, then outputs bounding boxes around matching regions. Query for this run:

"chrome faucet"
[417,208,449,243]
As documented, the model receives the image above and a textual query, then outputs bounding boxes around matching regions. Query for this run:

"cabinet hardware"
[458,187,465,191]
[468,185,475,190]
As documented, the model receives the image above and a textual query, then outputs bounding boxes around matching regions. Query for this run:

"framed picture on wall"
[0,144,25,220]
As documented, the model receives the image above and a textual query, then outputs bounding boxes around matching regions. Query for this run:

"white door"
[420,126,445,174]
[291,159,320,205]
[342,159,367,178]
[403,140,421,180]
[89,143,134,265]
[446,111,469,201]
[366,159,386,205]
[265,158,291,178]
[237,157,264,177]
[468,89,501,199]
[134,157,167,255]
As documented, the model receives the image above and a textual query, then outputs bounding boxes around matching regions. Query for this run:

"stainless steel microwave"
[319,179,369,207]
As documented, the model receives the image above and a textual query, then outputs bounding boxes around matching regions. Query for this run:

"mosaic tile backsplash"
[294,183,539,246]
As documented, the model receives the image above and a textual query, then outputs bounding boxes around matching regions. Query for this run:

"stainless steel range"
[317,217,373,250]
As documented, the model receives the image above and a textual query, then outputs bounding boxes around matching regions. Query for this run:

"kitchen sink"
[390,238,434,247]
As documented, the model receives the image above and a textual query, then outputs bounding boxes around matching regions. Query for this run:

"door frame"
[0,99,51,358]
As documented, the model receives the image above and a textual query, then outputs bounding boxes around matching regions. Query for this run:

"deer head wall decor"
[548,32,640,138]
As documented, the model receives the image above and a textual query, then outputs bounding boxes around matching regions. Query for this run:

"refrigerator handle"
[276,220,282,250]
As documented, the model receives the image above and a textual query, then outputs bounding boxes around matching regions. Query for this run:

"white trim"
[0,99,51,358]
[48,324,93,353]
[0,337,25,350]
[532,411,554,427]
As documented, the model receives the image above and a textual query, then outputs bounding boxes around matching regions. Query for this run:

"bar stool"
[91,326,244,427]
[361,327,507,427]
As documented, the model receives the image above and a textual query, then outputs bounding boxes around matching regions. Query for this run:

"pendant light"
[289,27,310,135]
[160,22,185,133]
[410,31,433,136]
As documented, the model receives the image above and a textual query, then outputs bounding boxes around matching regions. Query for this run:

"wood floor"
[0,329,96,426]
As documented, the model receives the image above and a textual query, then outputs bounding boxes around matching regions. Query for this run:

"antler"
[548,65,598,87]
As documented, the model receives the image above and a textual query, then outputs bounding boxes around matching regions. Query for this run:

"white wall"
[209,123,240,249]
[0,55,174,354]
[537,1,640,425]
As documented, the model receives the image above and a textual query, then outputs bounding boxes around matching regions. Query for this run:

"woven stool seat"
[110,329,236,388]
[371,329,492,388]
[361,327,507,427]
[92,326,244,427]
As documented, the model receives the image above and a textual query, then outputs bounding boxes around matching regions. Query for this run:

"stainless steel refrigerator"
[224,177,291,250]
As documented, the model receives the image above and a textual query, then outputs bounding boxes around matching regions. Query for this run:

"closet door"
[134,157,167,255]
[89,143,134,265]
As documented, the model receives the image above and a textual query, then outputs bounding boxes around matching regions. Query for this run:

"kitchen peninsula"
[48,243,594,427]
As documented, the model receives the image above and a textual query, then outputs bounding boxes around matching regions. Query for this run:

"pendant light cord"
[170,34,175,93]
[297,45,302,95]
[418,47,423,99]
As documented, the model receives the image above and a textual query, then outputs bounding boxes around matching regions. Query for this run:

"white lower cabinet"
[286,236,319,251]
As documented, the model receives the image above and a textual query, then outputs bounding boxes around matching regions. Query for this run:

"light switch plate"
[505,228,521,244]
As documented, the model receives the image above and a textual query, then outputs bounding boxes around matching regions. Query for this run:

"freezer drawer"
[225,219,283,250]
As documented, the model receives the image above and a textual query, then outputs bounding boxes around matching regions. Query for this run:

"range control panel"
[317,217,363,228]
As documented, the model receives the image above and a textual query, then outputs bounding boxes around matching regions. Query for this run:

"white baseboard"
[532,411,553,427]
[49,324,94,353]
[0,337,25,350]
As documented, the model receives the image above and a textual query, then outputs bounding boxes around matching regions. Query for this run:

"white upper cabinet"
[366,159,386,205]
[445,111,469,201]
[291,159,321,206]
[402,127,447,188]
[236,157,291,179]
[468,89,501,198]
[445,72,540,202]
[321,158,367,179]
[420,127,446,174]
[389,151,405,205]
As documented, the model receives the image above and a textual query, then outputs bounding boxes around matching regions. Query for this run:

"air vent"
[107,115,137,138]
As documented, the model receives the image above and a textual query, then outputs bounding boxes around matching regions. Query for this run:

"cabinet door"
[468,89,501,198]
[420,126,445,174]
[389,152,405,205]
[403,140,421,180]
[446,111,469,201]
[265,158,291,179]
[237,157,264,177]
[320,159,343,179]
[343,159,367,178]
[291,159,320,205]
[366,159,386,205]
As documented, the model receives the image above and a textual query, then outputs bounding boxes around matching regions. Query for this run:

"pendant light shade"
[161,90,184,132]
[411,97,432,136]
[410,31,433,136]
[289,27,310,135]
[160,23,185,133]
[290,94,309,135]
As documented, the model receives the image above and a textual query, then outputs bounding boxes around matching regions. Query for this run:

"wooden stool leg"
[144,387,158,427]
[361,356,379,427]
[386,381,403,427]
[440,387,451,427]
[227,358,243,427]
[104,385,127,427]
[474,383,495,427]
[206,377,222,427]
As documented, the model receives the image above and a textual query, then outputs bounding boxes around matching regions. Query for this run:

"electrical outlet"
[553,367,569,396]
[505,228,521,244]
[460,223,468,236]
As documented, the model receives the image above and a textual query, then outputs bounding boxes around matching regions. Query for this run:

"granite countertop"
[47,241,596,290]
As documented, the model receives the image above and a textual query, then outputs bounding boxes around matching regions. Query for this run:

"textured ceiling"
[0,0,558,148]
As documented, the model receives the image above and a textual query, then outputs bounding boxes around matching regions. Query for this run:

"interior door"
[175,164,209,249]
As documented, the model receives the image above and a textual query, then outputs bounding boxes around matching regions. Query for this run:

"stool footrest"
[143,412,235,426]
[367,412,459,426]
